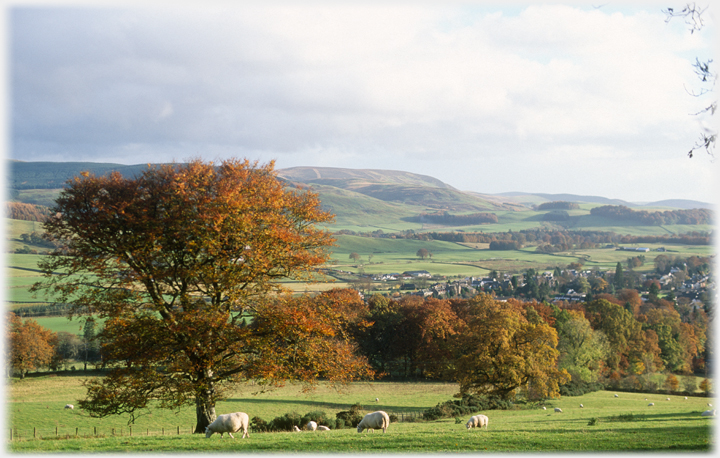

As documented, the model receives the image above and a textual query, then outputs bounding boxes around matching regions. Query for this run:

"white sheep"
[304,421,317,431]
[375,398,379,402]
[64,404,74,410]
[292,425,301,432]
[685,397,688,400]
[466,414,489,430]
[357,411,390,433]
[614,394,619,398]
[701,409,716,416]
[708,403,713,407]
[579,404,584,408]
[317,425,330,431]
[554,408,562,413]
[648,403,655,406]
[205,412,249,439]
[542,406,547,410]
[666,398,671,401]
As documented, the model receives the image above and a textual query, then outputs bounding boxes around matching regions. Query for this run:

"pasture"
[7,375,716,452]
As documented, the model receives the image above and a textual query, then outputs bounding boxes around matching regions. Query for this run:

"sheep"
[685,397,688,400]
[614,394,618,397]
[304,421,317,431]
[317,425,331,431]
[357,411,390,433]
[666,398,671,401]
[708,403,713,407]
[375,398,379,402]
[205,412,249,439]
[292,425,301,432]
[466,414,489,430]
[64,404,74,410]
[542,406,547,410]
[648,403,655,406]
[579,404,584,408]
[554,408,562,413]
[701,409,716,417]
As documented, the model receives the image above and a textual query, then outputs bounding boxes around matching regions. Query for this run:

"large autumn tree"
[31,159,372,432]
[450,294,570,400]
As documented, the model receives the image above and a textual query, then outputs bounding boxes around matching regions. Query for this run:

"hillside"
[6,161,713,234]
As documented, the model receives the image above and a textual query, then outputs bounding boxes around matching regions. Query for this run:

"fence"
[10,411,426,441]
[9,425,196,441]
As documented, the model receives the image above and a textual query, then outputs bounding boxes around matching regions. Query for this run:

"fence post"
[75,427,78,437]
[56,426,58,437]
[177,426,180,435]
[130,426,132,436]
[94,426,96,436]
[34,427,36,439]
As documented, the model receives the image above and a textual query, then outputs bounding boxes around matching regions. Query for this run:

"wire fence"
[9,411,426,441]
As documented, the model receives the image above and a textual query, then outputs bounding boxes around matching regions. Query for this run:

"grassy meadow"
[7,375,715,452]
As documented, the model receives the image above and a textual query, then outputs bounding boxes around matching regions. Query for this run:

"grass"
[7,375,716,452]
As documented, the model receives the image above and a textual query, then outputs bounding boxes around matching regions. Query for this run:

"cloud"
[9,3,716,201]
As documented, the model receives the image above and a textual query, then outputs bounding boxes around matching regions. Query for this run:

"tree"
[8,313,57,378]
[349,252,361,263]
[613,262,625,290]
[416,248,430,260]
[556,313,610,383]
[450,294,570,400]
[663,3,716,158]
[32,159,370,432]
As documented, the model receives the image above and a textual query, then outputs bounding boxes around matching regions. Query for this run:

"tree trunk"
[194,391,217,434]
[194,397,216,434]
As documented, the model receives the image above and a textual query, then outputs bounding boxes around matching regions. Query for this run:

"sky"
[6,1,718,203]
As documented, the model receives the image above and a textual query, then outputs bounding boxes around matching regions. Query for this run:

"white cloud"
[9,2,717,202]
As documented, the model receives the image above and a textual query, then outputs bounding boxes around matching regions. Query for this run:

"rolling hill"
[6,160,713,233]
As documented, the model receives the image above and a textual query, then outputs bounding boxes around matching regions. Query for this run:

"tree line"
[590,205,712,225]
[410,211,498,225]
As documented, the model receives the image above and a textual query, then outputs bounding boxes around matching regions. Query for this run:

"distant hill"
[6,161,712,232]
[498,192,712,210]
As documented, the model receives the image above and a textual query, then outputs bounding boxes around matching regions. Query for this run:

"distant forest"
[590,205,712,225]
[535,201,580,210]
[411,211,498,225]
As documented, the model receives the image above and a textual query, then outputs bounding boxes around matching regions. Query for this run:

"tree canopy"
[32,159,372,431]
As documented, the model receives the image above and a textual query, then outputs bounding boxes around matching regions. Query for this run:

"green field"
[7,375,715,452]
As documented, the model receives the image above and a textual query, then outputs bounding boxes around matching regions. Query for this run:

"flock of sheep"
[199,393,717,439]
[65,393,715,440]
[204,410,392,439]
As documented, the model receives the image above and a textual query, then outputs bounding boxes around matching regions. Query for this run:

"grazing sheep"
[317,425,330,431]
[685,397,688,400]
[466,414,489,430]
[205,412,250,439]
[579,404,584,408]
[357,411,390,433]
[64,404,74,410]
[701,409,716,417]
[542,406,547,410]
[666,398,671,401]
[648,403,655,406]
[614,394,618,398]
[375,398,379,402]
[708,403,713,407]
[554,408,562,413]
[304,421,317,431]
[292,425,301,432]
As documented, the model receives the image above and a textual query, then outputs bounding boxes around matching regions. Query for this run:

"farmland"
[7,375,715,452]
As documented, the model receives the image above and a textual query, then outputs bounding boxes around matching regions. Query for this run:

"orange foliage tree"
[31,159,372,432]
[450,294,570,400]
[8,312,57,378]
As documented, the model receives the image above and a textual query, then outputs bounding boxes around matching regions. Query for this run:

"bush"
[559,379,605,397]
[269,412,303,431]
[250,416,270,433]
[422,394,514,421]
[336,403,365,427]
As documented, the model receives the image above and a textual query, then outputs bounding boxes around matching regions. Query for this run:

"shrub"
[336,403,365,427]
[559,379,605,397]
[422,394,513,421]
[250,416,270,433]
[587,417,599,426]
[269,412,303,431]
